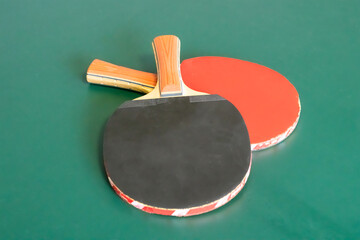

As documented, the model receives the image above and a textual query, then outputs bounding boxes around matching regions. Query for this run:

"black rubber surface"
[104,95,251,209]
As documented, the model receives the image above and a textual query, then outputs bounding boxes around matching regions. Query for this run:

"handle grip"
[86,59,156,94]
[152,35,183,96]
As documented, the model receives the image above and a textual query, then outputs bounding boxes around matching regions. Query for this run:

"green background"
[1,0,359,239]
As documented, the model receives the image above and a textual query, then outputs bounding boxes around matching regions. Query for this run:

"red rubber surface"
[181,56,300,149]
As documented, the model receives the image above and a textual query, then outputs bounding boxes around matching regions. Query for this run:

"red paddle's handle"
[86,59,156,94]
[152,35,183,96]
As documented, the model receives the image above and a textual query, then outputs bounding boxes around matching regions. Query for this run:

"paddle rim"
[106,156,252,217]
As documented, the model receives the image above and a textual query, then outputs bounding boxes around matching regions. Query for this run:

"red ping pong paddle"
[103,35,252,216]
[88,57,300,151]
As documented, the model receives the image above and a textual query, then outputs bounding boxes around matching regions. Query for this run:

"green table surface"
[1,0,359,239]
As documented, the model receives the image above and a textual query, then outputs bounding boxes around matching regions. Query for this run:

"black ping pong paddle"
[103,35,252,216]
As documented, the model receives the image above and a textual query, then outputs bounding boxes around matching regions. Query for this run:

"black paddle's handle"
[152,35,183,96]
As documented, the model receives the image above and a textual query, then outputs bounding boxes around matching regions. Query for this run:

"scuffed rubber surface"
[104,95,251,209]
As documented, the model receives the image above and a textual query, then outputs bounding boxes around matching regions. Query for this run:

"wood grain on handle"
[87,59,156,94]
[152,35,183,96]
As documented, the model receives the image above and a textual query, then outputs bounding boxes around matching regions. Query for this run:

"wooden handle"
[152,35,183,96]
[86,59,156,94]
